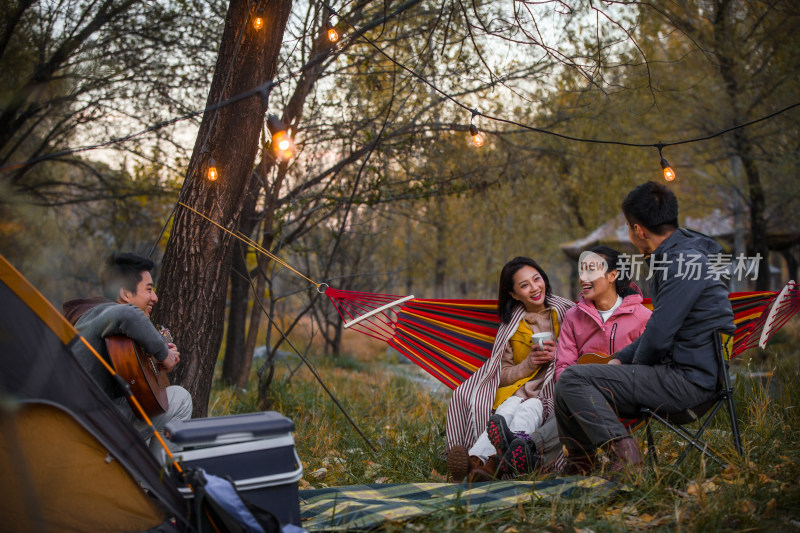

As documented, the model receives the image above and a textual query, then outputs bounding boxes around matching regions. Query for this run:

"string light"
[207,157,219,181]
[252,5,265,30]
[327,25,339,43]
[267,115,294,161]
[469,110,484,147]
[325,7,339,43]
[469,124,484,147]
[658,145,676,181]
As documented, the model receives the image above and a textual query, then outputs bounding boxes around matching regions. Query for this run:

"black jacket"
[615,228,735,390]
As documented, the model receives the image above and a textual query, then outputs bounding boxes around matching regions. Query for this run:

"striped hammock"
[325,282,800,390]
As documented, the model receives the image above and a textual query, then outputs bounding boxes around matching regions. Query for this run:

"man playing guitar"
[63,252,192,453]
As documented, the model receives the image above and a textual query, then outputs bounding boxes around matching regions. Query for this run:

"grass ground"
[209,323,800,532]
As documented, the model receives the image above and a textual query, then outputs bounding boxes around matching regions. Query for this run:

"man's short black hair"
[621,181,679,235]
[100,253,154,300]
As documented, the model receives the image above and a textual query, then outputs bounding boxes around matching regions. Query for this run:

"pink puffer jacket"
[554,289,651,381]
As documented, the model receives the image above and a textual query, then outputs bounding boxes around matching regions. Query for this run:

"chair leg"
[645,420,657,466]
[725,392,744,457]
[649,409,726,467]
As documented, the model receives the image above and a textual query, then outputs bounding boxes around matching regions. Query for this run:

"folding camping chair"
[640,330,743,467]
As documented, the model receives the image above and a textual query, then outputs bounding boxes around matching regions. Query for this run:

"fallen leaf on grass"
[757,473,773,485]
[738,499,756,515]
[620,504,639,516]
[364,461,382,478]
[298,479,312,490]
[310,467,328,480]
[687,480,718,495]
[765,498,777,518]
[375,476,391,484]
[430,468,447,482]
[625,513,672,529]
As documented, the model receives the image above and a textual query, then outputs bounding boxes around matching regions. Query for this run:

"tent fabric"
[0,403,166,533]
[299,477,624,531]
[327,286,798,391]
[0,255,188,530]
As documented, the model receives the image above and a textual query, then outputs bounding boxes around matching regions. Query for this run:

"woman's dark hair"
[497,257,552,324]
[588,245,636,298]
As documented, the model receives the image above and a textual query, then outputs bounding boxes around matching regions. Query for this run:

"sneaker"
[486,414,516,456]
[503,438,541,476]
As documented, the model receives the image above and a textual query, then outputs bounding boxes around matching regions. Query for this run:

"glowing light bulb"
[327,27,339,43]
[661,157,676,181]
[267,115,295,161]
[271,131,294,160]
[253,16,264,30]
[469,123,484,147]
[207,158,218,181]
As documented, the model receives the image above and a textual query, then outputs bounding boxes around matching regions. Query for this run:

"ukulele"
[106,326,172,418]
[577,352,615,365]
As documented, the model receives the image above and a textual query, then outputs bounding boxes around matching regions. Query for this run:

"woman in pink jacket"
[555,245,652,381]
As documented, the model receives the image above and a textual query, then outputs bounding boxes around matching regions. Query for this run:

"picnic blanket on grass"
[299,477,622,531]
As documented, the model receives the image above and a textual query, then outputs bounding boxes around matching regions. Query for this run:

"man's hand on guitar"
[160,343,180,371]
[528,339,556,366]
[608,357,622,365]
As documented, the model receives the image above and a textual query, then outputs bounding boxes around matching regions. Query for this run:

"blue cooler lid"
[165,411,295,445]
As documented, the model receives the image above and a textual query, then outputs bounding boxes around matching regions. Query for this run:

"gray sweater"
[64,300,169,399]
[615,228,735,390]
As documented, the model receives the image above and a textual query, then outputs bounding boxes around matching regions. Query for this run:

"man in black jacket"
[554,181,735,473]
[63,253,192,453]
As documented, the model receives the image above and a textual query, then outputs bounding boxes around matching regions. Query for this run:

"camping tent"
[0,255,188,532]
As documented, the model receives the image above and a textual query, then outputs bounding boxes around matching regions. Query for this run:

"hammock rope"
[178,202,324,290]
[326,282,800,390]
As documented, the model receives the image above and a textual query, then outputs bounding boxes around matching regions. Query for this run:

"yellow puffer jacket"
[492,309,561,409]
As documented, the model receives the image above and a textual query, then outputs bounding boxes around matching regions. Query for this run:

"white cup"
[532,331,554,350]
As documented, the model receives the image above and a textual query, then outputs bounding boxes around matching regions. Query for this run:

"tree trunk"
[153,0,292,417]
[782,248,798,283]
[433,201,446,298]
[714,0,771,291]
[221,175,262,386]
[733,133,770,291]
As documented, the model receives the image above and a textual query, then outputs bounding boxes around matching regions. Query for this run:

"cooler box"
[164,411,303,526]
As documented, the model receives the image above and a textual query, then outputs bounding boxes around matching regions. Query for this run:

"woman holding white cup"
[446,257,573,482]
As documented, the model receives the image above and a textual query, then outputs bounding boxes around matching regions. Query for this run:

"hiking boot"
[447,445,470,482]
[501,438,540,476]
[602,436,642,474]
[563,447,595,476]
[486,414,516,456]
[448,446,483,482]
[468,455,499,482]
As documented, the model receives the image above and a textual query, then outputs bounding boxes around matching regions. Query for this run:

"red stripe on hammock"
[395,326,484,376]
[396,320,490,367]
[389,336,466,388]
[401,308,499,337]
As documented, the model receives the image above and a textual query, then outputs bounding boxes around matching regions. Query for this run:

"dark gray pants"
[554,363,714,453]
[529,416,561,469]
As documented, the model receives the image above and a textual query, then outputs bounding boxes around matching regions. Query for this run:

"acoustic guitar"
[577,352,615,365]
[106,327,171,418]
